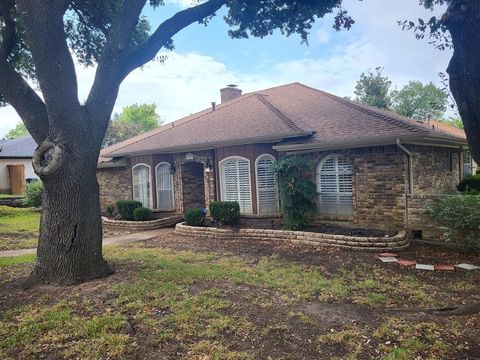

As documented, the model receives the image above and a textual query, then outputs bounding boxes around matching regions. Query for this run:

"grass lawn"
[0,206,40,250]
[0,230,479,359]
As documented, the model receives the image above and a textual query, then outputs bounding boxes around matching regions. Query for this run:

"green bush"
[0,205,38,217]
[457,174,480,194]
[116,200,142,221]
[133,207,152,221]
[106,204,116,218]
[273,155,317,230]
[209,201,240,225]
[184,208,205,226]
[23,180,43,207]
[427,194,480,252]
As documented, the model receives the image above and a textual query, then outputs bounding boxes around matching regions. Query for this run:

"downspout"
[396,139,413,195]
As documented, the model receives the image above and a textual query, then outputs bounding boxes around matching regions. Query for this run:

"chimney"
[220,84,242,103]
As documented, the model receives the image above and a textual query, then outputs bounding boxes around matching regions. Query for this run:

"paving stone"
[416,264,435,271]
[376,252,398,258]
[397,259,416,267]
[455,263,480,271]
[379,257,398,263]
[435,264,455,271]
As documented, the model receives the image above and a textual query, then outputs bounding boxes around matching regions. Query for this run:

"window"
[132,164,152,208]
[463,151,473,177]
[256,154,279,214]
[220,156,252,214]
[317,155,353,216]
[155,163,175,211]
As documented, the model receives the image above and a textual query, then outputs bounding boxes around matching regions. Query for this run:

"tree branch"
[0,58,49,143]
[121,0,227,77]
[0,0,15,59]
[0,0,48,143]
[85,0,147,139]
[16,0,80,124]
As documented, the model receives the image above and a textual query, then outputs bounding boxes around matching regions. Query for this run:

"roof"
[0,135,37,158]
[103,83,467,158]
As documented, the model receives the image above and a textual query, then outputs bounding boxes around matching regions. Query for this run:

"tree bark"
[27,114,112,285]
[444,0,480,164]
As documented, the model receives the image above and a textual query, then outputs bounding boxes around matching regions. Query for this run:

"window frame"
[155,162,175,211]
[219,156,253,214]
[316,154,353,216]
[131,163,153,209]
[255,154,279,215]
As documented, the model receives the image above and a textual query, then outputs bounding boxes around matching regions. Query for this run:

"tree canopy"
[103,103,161,147]
[354,67,392,110]
[391,80,448,121]
[3,121,27,139]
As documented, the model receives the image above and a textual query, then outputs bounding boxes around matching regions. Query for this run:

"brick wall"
[406,145,461,238]
[299,146,407,231]
[97,166,131,212]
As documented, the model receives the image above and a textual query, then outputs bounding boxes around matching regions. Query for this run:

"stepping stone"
[435,264,455,271]
[397,259,416,267]
[455,263,480,271]
[379,257,398,263]
[416,264,434,271]
[376,253,397,258]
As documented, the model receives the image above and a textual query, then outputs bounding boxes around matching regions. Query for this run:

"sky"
[0,0,452,138]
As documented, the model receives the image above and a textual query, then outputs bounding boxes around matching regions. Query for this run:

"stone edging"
[102,215,183,231]
[175,223,409,251]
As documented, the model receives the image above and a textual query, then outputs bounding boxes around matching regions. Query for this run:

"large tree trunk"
[27,120,112,285]
[444,0,480,164]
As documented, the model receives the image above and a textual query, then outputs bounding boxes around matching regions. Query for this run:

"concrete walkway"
[0,228,170,258]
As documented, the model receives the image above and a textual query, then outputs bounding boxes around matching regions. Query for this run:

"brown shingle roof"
[103,83,467,158]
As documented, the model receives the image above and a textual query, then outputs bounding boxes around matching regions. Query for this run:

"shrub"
[116,200,142,221]
[457,174,480,194]
[0,205,38,217]
[133,207,152,221]
[427,194,480,252]
[272,155,317,230]
[184,208,205,226]
[23,180,43,207]
[106,204,116,218]
[209,201,240,225]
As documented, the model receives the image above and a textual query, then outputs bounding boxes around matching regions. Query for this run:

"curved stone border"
[175,223,409,251]
[103,215,183,231]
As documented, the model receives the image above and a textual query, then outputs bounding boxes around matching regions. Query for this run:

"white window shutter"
[317,155,353,216]
[156,163,175,210]
[133,164,152,208]
[221,158,252,214]
[256,156,278,214]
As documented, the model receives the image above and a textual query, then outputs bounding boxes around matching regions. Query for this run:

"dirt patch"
[204,220,396,237]
[301,302,374,326]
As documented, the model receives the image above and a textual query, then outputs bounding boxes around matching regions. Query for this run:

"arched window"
[316,155,353,216]
[155,162,175,211]
[255,154,278,214]
[220,156,252,214]
[132,164,152,208]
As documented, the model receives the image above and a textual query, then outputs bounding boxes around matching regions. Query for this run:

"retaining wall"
[103,215,183,232]
[175,222,409,251]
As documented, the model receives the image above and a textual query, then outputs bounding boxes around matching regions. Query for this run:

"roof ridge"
[103,92,261,156]
[255,94,311,134]
[295,83,430,135]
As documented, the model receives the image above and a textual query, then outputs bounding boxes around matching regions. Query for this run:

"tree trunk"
[444,0,480,165]
[27,120,112,285]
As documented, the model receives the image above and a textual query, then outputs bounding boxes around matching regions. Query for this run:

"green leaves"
[354,67,392,110]
[273,155,317,230]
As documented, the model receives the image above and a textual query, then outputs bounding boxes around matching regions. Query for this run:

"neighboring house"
[98,83,473,238]
[0,135,38,194]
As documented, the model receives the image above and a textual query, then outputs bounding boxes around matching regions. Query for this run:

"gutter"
[396,139,413,195]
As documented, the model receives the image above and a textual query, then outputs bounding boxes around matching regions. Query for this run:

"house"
[0,135,38,194]
[98,83,473,237]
